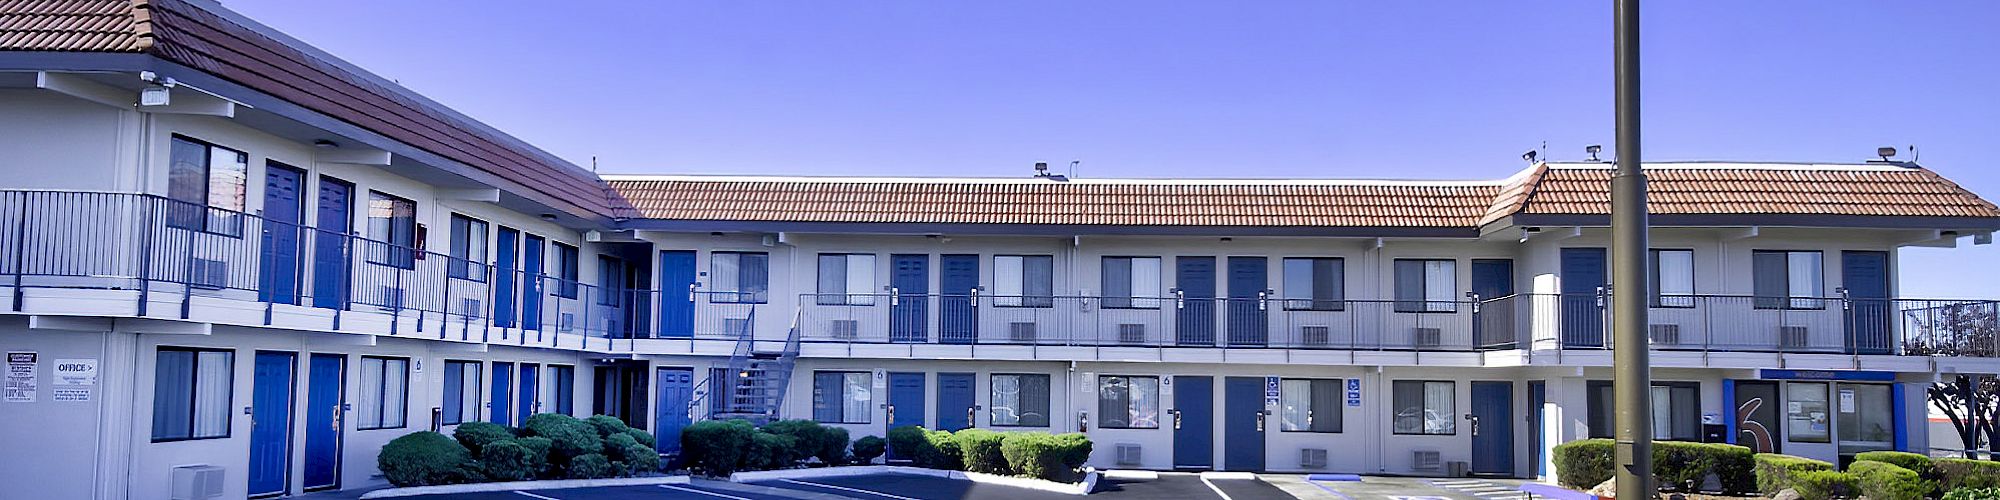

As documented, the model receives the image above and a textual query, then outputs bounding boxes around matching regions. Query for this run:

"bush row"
[377,414,658,487]
[1752,451,2000,500]
[680,419,860,476]
[1550,439,1753,494]
[888,425,1092,482]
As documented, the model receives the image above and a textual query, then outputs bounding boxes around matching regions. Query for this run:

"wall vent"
[1412,450,1442,471]
[1412,327,1442,348]
[1009,322,1038,343]
[189,259,228,289]
[1118,324,1146,344]
[1300,448,1329,469]
[1115,443,1143,466]
[170,464,225,500]
[1779,326,1810,349]
[1301,326,1331,346]
[829,320,859,340]
[1649,324,1680,345]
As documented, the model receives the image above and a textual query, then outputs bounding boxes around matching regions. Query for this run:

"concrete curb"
[729,465,1098,495]
[356,475,690,498]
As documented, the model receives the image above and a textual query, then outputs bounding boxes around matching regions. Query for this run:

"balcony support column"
[1610,0,1654,498]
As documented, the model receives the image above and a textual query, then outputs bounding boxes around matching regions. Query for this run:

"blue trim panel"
[1758,369,1896,381]
[1893,384,1908,452]
[1722,379,1738,445]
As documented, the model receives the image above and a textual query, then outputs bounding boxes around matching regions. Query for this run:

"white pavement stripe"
[1459,486,1513,491]
[659,484,754,500]
[1198,475,1237,500]
[512,492,562,500]
[781,479,923,500]
[1434,481,1485,485]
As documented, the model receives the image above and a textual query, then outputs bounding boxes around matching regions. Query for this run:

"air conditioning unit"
[1779,326,1810,349]
[1301,326,1331,346]
[1115,443,1143,466]
[723,318,753,337]
[1118,324,1146,344]
[170,464,225,500]
[1300,448,1329,469]
[1412,327,1442,348]
[829,319,859,340]
[1649,324,1680,345]
[1010,322,1038,343]
[189,259,228,289]
[558,312,576,332]
[1412,450,1442,472]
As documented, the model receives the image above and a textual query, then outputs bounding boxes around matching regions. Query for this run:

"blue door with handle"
[658,250,696,339]
[889,372,925,430]
[261,164,305,304]
[1560,248,1607,347]
[891,255,930,343]
[494,227,519,328]
[303,354,343,491]
[1172,376,1213,469]
[937,372,975,431]
[1226,257,1268,346]
[1176,257,1217,346]
[1223,377,1266,471]
[1843,251,1891,355]
[521,234,545,331]
[491,362,514,425]
[249,351,297,497]
[1472,259,1516,347]
[312,176,353,310]
[517,363,539,423]
[940,255,979,344]
[1471,381,1515,475]
[655,368,692,455]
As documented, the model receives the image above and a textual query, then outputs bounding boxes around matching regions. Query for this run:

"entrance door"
[1560,248,1607,347]
[937,372,975,431]
[1528,381,1545,479]
[494,227,519,328]
[1176,257,1217,346]
[654,368,693,455]
[1226,257,1269,346]
[1843,251,1891,355]
[260,164,305,304]
[521,234,545,331]
[658,250,696,338]
[491,362,514,426]
[888,372,926,431]
[891,255,930,343]
[1473,259,1516,347]
[1172,375,1214,470]
[249,352,297,497]
[303,354,344,491]
[1222,377,1266,471]
[940,255,979,344]
[517,363,539,422]
[311,176,353,310]
[1470,381,1515,475]
[1733,380,1781,453]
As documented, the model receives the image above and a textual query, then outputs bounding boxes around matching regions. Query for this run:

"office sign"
[53,359,96,386]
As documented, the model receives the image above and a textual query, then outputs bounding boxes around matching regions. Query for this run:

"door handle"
[887,405,896,424]
[1174,290,1186,309]
[968,407,976,427]
[1258,291,1268,311]
[1170,409,1182,430]
[1254,411,1265,432]
[1465,414,1481,435]
[890,287,900,306]
[332,406,341,431]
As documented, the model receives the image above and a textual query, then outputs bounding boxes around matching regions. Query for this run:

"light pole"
[1611,0,1654,498]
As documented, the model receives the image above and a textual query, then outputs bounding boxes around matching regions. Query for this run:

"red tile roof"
[0,0,144,51]
[1519,165,2000,219]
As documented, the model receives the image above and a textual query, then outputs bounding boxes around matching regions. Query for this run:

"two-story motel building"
[5,1,2000,499]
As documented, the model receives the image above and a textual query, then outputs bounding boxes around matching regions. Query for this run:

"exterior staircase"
[699,309,802,424]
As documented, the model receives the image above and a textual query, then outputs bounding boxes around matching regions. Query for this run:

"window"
[1393,259,1457,313]
[1283,258,1346,311]
[554,243,580,299]
[357,356,409,429]
[817,254,878,305]
[1102,257,1163,309]
[1753,251,1824,310]
[151,347,234,441]
[1587,381,1699,440]
[812,371,873,423]
[1786,382,1831,443]
[448,214,489,281]
[597,256,624,306]
[1096,375,1160,429]
[1392,380,1455,435]
[995,255,1055,307]
[1649,249,1695,308]
[365,191,417,269]
[551,365,575,415]
[711,252,770,303]
[442,361,481,425]
[166,136,248,235]
[1836,383,1894,449]
[991,374,1052,427]
[1279,378,1343,432]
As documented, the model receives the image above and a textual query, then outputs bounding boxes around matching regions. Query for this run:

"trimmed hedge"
[922,430,964,470]
[1793,469,1859,499]
[681,419,757,476]
[1755,453,1835,494]
[1941,458,2000,491]
[1551,439,1753,494]
[522,413,604,470]
[853,436,887,464]
[1552,439,1613,490]
[952,429,1011,474]
[605,432,662,474]
[567,453,615,479]
[378,431,479,486]
[479,439,538,481]
[1851,460,1935,500]
[380,414,656,487]
[453,422,516,458]
[1946,486,2000,500]
[1000,432,1092,482]
[763,419,848,465]
[887,425,927,462]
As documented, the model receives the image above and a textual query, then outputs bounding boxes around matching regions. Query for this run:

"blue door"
[1172,376,1214,469]
[311,177,353,310]
[521,235,545,331]
[1472,259,1516,347]
[937,372,975,431]
[1176,257,1217,346]
[260,164,305,304]
[658,251,696,338]
[891,255,930,343]
[517,363,539,423]
[1560,248,1607,347]
[491,362,514,425]
[1226,257,1268,346]
[249,352,297,497]
[655,368,693,455]
[889,372,926,430]
[303,354,344,491]
[1471,381,1515,475]
[494,227,518,328]
[1528,380,1546,478]
[940,255,979,344]
[1223,377,1266,471]
[1843,251,1891,355]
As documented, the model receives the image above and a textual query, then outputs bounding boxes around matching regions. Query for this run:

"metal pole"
[1612,0,1654,497]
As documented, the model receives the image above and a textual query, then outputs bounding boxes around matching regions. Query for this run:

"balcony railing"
[1479,293,2000,356]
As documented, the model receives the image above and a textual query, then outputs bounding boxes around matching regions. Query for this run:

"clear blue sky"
[224,0,1999,298]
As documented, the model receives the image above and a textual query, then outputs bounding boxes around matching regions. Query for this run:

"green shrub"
[1946,486,2000,500]
[852,436,887,464]
[1860,451,1938,478]
[815,426,852,465]
[452,422,516,459]
[887,425,929,462]
[521,413,603,468]
[1755,453,1835,494]
[1552,439,1613,489]
[378,431,479,487]
[1002,432,1082,482]
[747,431,799,470]
[1793,470,1859,500]
[952,428,1011,474]
[1652,442,1755,494]
[1851,460,1935,500]
[921,430,963,470]
[1940,458,2000,490]
[567,453,616,479]
[516,436,554,478]
[623,429,656,450]
[681,419,757,476]
[762,420,847,465]
[479,439,538,481]
[1053,433,1093,471]
[604,432,661,474]
[585,414,634,437]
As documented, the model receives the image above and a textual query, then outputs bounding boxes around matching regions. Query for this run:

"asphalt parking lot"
[387,471,1521,500]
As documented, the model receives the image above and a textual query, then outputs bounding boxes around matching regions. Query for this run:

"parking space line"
[660,484,754,500]
[1309,480,1356,500]
[1198,475,1236,500]
[779,479,922,500]
[512,491,562,500]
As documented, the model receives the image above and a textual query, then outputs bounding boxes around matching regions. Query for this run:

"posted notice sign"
[6,352,36,402]
[53,359,97,386]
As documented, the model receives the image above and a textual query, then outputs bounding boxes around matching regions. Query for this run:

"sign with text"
[6,352,36,403]
[53,359,97,386]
